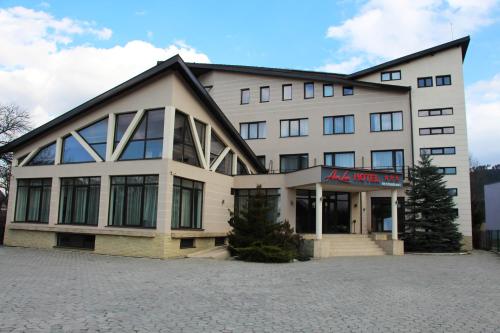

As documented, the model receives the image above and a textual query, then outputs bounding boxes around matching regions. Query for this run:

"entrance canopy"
[284,166,404,192]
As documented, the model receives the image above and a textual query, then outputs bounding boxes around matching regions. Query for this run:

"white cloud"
[316,57,364,74]
[0,6,210,127]
[466,74,500,165]
[320,0,499,73]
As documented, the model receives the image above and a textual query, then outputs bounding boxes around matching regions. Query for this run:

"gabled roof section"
[185,62,410,93]
[348,36,470,79]
[0,56,266,173]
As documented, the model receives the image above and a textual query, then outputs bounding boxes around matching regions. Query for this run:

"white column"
[315,183,323,240]
[391,189,398,240]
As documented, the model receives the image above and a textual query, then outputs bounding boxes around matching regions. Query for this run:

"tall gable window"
[119,109,164,160]
[78,118,108,160]
[304,82,314,99]
[59,177,100,225]
[241,88,250,105]
[282,84,292,101]
[216,152,233,176]
[237,158,249,175]
[436,75,451,86]
[108,175,158,228]
[260,86,270,103]
[114,112,136,149]
[381,70,401,81]
[210,132,232,175]
[15,178,52,223]
[173,112,200,167]
[28,142,56,166]
[62,135,94,164]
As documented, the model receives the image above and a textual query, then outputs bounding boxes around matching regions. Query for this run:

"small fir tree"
[403,155,462,252]
[228,186,302,263]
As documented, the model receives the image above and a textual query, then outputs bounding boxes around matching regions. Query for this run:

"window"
[343,86,354,96]
[447,188,458,196]
[282,84,292,101]
[234,188,280,223]
[381,70,401,81]
[280,154,308,173]
[27,142,56,166]
[57,233,95,250]
[280,118,308,137]
[436,75,451,86]
[171,177,203,229]
[324,152,355,168]
[114,112,135,149]
[304,82,314,99]
[260,86,270,103]
[209,131,232,175]
[78,118,108,160]
[59,177,100,226]
[173,112,200,167]
[420,147,456,156]
[14,178,52,223]
[323,84,334,97]
[437,167,456,175]
[257,155,266,169]
[371,150,404,173]
[417,77,433,88]
[108,175,158,228]
[240,121,266,140]
[418,108,453,117]
[62,135,95,164]
[241,88,250,104]
[236,158,249,175]
[370,111,403,132]
[323,115,354,135]
[180,238,195,249]
[419,127,455,135]
[119,109,164,160]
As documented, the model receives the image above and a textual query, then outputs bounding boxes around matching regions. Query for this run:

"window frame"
[27,142,56,166]
[240,88,250,105]
[437,167,457,175]
[77,117,109,160]
[343,86,354,96]
[370,111,403,132]
[419,126,455,136]
[14,178,52,223]
[381,70,401,81]
[280,118,309,138]
[420,147,456,156]
[304,82,314,99]
[171,176,204,230]
[108,175,159,228]
[260,86,270,103]
[282,84,292,101]
[418,107,454,117]
[323,115,355,135]
[279,153,309,173]
[417,77,433,88]
[436,75,452,86]
[371,149,405,173]
[257,155,266,170]
[61,134,96,164]
[323,83,334,97]
[58,177,101,226]
[239,121,266,140]
[324,151,355,168]
[447,188,458,196]
[173,111,202,168]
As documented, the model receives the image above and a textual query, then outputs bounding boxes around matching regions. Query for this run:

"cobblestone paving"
[1,247,500,333]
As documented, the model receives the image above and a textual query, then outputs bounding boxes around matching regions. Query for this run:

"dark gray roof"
[0,56,266,173]
[348,36,470,79]
[185,62,410,92]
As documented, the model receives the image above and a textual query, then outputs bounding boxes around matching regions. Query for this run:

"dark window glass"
[260,86,270,102]
[78,118,108,160]
[62,135,94,164]
[216,152,233,176]
[194,120,206,156]
[304,82,314,99]
[418,107,453,117]
[57,233,95,250]
[241,89,250,104]
[381,70,401,81]
[171,176,203,229]
[257,155,266,169]
[173,112,200,167]
[108,175,158,228]
[420,147,456,156]
[371,150,404,173]
[323,84,334,97]
[280,154,308,173]
[447,188,458,196]
[237,158,249,175]
[119,109,164,160]
[437,167,457,175]
[240,121,266,139]
[210,131,226,164]
[59,177,100,225]
[28,143,56,166]
[436,75,451,86]
[370,112,403,132]
[417,77,433,88]
[280,119,308,137]
[180,238,195,248]
[114,113,135,148]
[234,188,280,223]
[323,115,355,134]
[15,178,52,223]
[282,84,292,100]
[343,86,354,96]
[324,152,355,168]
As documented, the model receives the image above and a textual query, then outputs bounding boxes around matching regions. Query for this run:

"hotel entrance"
[296,190,350,234]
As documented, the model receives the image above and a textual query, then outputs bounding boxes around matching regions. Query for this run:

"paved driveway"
[0,247,499,333]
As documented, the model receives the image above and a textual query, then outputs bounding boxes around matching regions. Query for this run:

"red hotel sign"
[322,167,403,188]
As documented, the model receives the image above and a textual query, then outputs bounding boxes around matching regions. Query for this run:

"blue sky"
[0,0,499,164]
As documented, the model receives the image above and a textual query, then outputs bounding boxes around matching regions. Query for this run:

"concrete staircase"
[324,234,386,257]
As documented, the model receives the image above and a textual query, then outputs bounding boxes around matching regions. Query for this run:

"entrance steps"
[322,234,386,257]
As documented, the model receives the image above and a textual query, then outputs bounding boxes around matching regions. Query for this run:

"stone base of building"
[462,235,473,252]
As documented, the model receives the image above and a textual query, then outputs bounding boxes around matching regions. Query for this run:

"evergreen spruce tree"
[228,186,302,262]
[403,154,462,252]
